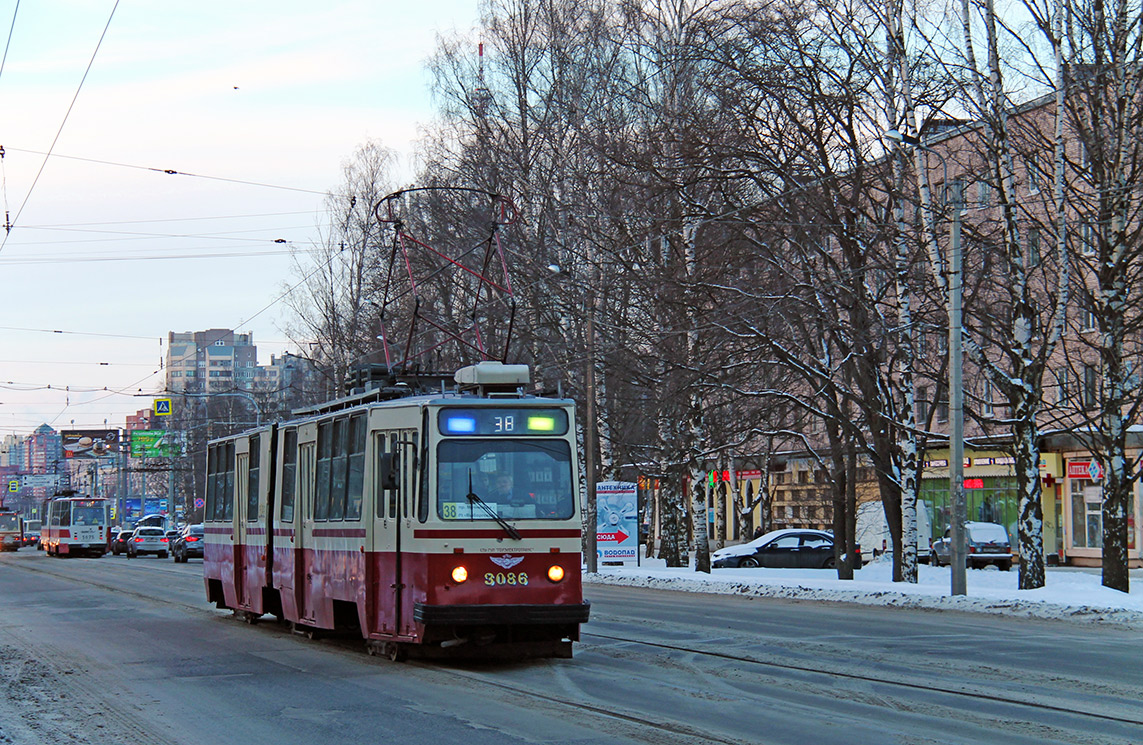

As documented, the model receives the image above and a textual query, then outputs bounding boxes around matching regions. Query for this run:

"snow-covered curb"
[583,565,1143,629]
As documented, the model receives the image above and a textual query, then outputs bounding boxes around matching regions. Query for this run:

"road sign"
[154,398,172,416]
[21,475,60,488]
[194,498,205,509]
[7,480,17,492]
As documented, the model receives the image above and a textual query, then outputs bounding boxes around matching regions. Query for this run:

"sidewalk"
[584,556,1143,628]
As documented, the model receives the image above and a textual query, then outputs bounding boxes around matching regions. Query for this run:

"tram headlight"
[451,566,469,583]
[547,565,565,583]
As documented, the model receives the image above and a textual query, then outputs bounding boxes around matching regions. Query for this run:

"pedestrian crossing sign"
[155,399,172,416]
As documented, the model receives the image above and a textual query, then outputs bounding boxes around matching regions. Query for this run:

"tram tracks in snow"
[577,629,1143,735]
[11,554,1142,745]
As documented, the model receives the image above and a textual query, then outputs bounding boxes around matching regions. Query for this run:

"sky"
[0,1,480,436]
[591,557,1143,627]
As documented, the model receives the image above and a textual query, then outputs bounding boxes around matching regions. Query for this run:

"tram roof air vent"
[454,361,530,392]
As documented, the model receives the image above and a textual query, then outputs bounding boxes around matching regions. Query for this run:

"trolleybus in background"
[43,495,111,557]
[204,361,590,660]
[0,510,22,551]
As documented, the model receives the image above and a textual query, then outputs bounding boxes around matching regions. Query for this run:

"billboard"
[130,430,184,457]
[596,481,639,566]
[125,498,166,516]
[61,430,122,458]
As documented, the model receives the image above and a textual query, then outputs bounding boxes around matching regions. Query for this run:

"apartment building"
[165,329,258,394]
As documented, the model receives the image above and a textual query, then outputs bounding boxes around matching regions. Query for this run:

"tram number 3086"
[485,571,528,586]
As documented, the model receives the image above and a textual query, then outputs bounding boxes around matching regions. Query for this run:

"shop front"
[919,451,1062,562]
[1060,457,1141,567]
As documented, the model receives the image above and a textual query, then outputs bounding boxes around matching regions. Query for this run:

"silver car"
[930,521,1012,570]
[126,526,169,558]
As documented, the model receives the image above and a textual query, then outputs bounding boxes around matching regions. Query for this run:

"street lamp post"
[885,129,967,596]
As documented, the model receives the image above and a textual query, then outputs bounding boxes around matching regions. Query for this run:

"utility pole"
[584,276,598,574]
[884,128,967,596]
[948,187,966,596]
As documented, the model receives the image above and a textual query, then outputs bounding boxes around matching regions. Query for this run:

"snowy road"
[0,550,1138,745]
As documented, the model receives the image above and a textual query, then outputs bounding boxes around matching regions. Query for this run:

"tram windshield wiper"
[466,470,521,540]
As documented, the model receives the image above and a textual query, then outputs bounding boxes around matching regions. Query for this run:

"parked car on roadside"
[126,526,169,558]
[170,524,204,562]
[110,529,133,556]
[712,528,848,569]
[930,521,1013,570]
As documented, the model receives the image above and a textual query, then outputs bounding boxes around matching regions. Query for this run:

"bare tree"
[285,140,399,394]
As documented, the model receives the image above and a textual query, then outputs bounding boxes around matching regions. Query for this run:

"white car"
[930,521,1012,570]
[126,527,169,558]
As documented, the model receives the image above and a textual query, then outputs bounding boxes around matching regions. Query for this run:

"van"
[855,499,932,562]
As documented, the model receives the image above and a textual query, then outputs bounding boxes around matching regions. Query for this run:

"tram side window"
[49,503,60,527]
[404,432,419,519]
[206,445,217,521]
[346,415,365,521]
[417,432,428,523]
[329,419,348,521]
[247,435,260,522]
[59,504,71,527]
[223,442,236,521]
[212,444,228,522]
[374,435,388,519]
[281,429,297,522]
[315,421,332,521]
[389,433,399,519]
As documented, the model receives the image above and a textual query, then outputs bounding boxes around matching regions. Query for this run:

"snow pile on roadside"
[584,558,1143,628]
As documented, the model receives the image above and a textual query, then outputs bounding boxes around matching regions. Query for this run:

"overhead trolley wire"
[0,0,14,234]
[0,1,18,83]
[0,0,121,255]
[1,147,329,196]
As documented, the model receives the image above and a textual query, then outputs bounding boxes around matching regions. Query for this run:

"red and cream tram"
[203,362,589,659]
[43,496,111,557]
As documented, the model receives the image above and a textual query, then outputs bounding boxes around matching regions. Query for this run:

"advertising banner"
[130,430,184,457]
[61,430,122,458]
[125,498,166,516]
[596,481,639,566]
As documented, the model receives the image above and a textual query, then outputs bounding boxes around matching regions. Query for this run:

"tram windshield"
[0,514,18,531]
[437,439,575,521]
[71,502,107,526]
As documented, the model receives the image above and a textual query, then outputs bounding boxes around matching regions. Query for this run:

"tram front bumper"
[414,601,591,626]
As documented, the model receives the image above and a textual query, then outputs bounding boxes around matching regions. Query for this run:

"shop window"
[1070,476,1102,549]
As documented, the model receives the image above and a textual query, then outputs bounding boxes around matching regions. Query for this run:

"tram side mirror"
[379,452,400,491]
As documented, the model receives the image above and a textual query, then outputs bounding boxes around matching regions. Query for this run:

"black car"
[171,524,204,562]
[110,529,133,556]
[711,529,840,569]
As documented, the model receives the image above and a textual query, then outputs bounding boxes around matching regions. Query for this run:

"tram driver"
[491,472,537,518]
